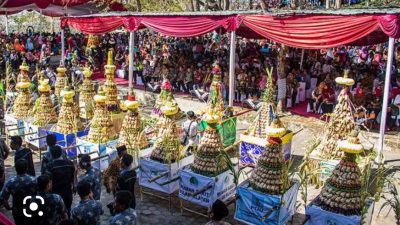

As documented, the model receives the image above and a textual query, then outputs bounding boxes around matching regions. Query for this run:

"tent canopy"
[61,9,400,49]
[0,0,125,16]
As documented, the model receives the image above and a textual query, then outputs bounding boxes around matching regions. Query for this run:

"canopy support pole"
[5,14,8,35]
[229,31,236,107]
[300,49,305,70]
[61,29,65,66]
[377,36,394,162]
[129,31,135,90]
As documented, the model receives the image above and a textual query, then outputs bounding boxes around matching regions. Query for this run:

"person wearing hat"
[181,111,199,152]
[78,154,102,201]
[206,199,231,225]
[103,145,127,195]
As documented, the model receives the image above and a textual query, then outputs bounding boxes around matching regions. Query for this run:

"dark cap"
[116,145,127,154]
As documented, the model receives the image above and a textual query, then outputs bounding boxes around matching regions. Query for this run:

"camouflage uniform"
[71,199,103,225]
[41,147,68,175]
[34,191,67,225]
[103,156,120,194]
[110,208,137,225]
[0,174,36,225]
[80,166,102,200]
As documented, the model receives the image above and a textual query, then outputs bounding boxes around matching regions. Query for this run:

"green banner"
[199,117,237,148]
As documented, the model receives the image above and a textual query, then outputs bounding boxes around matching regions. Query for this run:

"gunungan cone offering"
[314,130,364,215]
[33,79,57,126]
[87,87,115,143]
[152,78,180,117]
[247,67,276,137]
[320,70,356,158]
[150,103,183,163]
[12,61,32,119]
[191,107,228,177]
[79,67,95,119]
[249,118,290,195]
[208,64,225,117]
[55,85,81,134]
[119,93,148,156]
[54,66,68,97]
[103,50,120,113]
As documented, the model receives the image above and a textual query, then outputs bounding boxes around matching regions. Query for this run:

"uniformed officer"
[71,180,103,225]
[78,154,101,200]
[10,136,35,176]
[0,138,10,189]
[35,174,68,225]
[41,134,67,175]
[0,159,37,225]
[47,145,76,214]
[103,145,127,194]
[110,191,137,225]
[116,154,136,209]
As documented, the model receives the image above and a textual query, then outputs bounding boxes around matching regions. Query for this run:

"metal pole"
[377,37,395,162]
[300,49,305,70]
[128,31,134,90]
[61,29,65,66]
[229,31,236,107]
[5,14,9,35]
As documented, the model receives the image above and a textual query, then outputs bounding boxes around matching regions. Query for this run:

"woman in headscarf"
[25,38,34,52]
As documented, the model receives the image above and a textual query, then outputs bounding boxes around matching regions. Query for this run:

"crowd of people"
[1,30,400,124]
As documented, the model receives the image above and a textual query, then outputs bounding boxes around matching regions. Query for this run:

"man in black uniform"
[47,145,75,214]
[0,159,37,225]
[0,138,10,189]
[10,136,35,176]
[41,134,67,174]
[116,154,136,209]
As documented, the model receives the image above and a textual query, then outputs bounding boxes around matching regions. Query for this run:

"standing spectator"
[0,139,10,190]
[78,154,102,201]
[110,191,137,225]
[71,181,104,225]
[116,154,137,209]
[0,159,37,225]
[206,200,231,225]
[35,175,68,225]
[10,136,35,177]
[181,111,199,149]
[47,145,76,214]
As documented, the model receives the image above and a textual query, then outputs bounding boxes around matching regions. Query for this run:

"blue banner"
[234,181,299,225]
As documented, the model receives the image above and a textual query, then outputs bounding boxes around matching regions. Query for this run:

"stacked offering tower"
[191,107,228,176]
[119,93,148,156]
[314,129,364,215]
[55,84,81,134]
[54,66,68,97]
[87,87,115,143]
[249,118,290,195]
[79,67,95,119]
[12,61,32,119]
[33,79,57,126]
[320,70,356,158]
[150,102,183,163]
[103,50,120,113]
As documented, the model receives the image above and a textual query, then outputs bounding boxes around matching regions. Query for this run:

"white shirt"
[394,94,400,105]
[182,119,199,146]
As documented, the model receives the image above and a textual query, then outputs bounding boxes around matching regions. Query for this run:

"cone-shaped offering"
[152,78,180,117]
[103,49,120,113]
[208,64,225,117]
[247,67,276,137]
[79,67,95,119]
[314,130,363,215]
[119,93,148,156]
[320,70,355,158]
[55,66,68,97]
[55,84,81,134]
[150,103,183,163]
[191,107,228,177]
[87,87,116,143]
[33,79,57,126]
[249,118,290,195]
[12,60,32,119]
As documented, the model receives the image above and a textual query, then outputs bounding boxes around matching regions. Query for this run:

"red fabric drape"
[376,14,400,38]
[62,17,124,34]
[242,15,380,49]
[138,16,236,37]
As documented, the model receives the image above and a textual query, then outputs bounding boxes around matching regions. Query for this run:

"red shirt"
[355,87,365,98]
[374,86,383,98]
